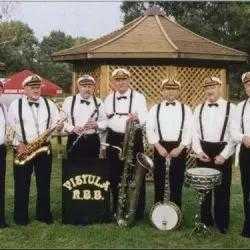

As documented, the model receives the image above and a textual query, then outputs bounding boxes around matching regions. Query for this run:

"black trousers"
[13,151,53,224]
[153,141,187,209]
[197,140,232,231]
[106,128,145,219]
[0,144,6,225]
[239,144,250,236]
[66,133,100,160]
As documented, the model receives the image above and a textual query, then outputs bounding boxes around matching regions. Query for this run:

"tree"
[0,1,18,46]
[120,2,250,100]
[0,21,39,73]
[38,31,89,93]
[0,1,16,22]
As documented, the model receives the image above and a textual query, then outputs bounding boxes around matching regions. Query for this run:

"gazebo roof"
[52,6,248,63]
[0,62,6,70]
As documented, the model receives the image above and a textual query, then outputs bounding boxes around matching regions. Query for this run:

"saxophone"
[14,117,65,166]
[116,118,154,227]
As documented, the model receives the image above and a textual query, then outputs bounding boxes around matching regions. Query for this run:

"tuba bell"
[124,152,154,226]
[116,119,154,227]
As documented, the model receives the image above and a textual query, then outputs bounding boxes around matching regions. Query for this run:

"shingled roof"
[52,6,248,63]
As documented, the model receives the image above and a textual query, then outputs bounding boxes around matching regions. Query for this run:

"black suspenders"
[179,103,185,142]
[18,98,51,144]
[156,102,185,142]
[0,104,6,139]
[156,103,163,141]
[220,102,230,142]
[18,99,27,144]
[112,92,116,116]
[111,90,133,117]
[199,101,231,142]
[43,97,51,129]
[71,95,77,126]
[128,90,133,113]
[241,99,248,134]
[199,103,205,140]
[71,95,100,125]
[0,104,5,119]
[93,96,99,121]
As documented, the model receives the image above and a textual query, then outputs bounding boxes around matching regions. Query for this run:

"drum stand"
[190,189,212,237]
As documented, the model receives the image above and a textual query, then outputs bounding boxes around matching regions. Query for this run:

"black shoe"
[135,213,144,221]
[218,228,227,234]
[201,214,214,227]
[202,219,214,227]
[37,217,54,225]
[15,221,29,226]
[241,231,250,238]
[0,222,9,228]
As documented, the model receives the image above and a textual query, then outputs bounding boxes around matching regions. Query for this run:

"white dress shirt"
[8,96,60,146]
[192,97,236,159]
[146,100,193,147]
[62,93,107,134]
[231,98,250,144]
[0,103,7,145]
[104,89,148,133]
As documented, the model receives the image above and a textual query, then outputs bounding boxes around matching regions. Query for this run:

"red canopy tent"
[4,70,62,96]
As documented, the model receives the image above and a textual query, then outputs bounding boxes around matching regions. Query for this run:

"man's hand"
[85,119,98,130]
[243,135,250,148]
[128,112,139,122]
[169,146,183,158]
[16,143,27,155]
[214,155,226,165]
[72,126,84,135]
[198,152,211,162]
[154,143,169,158]
[55,120,64,132]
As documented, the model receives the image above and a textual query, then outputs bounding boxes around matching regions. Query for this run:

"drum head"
[187,167,220,176]
[151,203,179,231]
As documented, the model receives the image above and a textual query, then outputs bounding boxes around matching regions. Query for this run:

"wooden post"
[220,68,228,98]
[71,63,77,94]
[99,65,110,99]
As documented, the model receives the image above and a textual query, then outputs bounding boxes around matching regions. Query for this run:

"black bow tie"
[80,99,90,105]
[117,96,127,101]
[28,101,39,107]
[208,103,219,107]
[166,102,175,106]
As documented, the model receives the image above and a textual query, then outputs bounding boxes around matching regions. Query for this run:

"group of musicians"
[0,68,250,238]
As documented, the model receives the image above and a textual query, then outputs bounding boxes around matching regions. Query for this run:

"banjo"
[150,158,182,231]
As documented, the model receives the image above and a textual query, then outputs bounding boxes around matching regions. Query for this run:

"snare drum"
[185,167,222,191]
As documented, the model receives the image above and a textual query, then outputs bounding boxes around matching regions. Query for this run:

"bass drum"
[150,202,182,231]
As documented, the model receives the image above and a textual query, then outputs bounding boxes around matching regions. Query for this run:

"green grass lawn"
[1,140,249,249]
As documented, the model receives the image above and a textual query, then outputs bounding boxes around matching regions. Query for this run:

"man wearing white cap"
[146,78,193,209]
[192,76,236,234]
[104,68,148,219]
[231,72,250,238]
[0,81,8,228]
[7,74,61,225]
[62,74,107,160]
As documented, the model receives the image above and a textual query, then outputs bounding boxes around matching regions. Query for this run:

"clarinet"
[67,104,101,153]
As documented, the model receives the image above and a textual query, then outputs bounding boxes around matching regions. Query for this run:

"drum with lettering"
[62,158,112,225]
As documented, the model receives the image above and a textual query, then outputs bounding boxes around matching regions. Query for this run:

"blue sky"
[12,1,123,40]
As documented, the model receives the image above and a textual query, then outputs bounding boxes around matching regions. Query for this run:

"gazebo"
[52,6,248,108]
